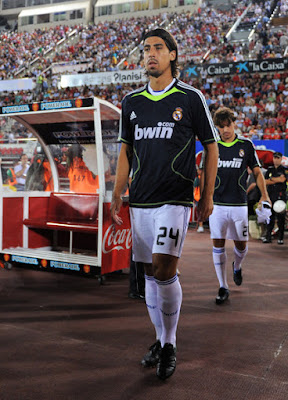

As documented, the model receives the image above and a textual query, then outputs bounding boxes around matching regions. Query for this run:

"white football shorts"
[209,205,248,241]
[129,204,191,263]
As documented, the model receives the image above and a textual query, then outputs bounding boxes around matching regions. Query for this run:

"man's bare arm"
[198,141,219,222]
[111,143,132,224]
[253,166,271,205]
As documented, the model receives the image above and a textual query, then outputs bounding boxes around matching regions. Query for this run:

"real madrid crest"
[173,107,183,121]
[239,149,245,157]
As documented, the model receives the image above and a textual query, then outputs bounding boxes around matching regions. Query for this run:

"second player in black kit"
[208,107,270,305]
[214,137,261,207]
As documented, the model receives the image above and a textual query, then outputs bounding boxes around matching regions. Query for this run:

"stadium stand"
[0,2,282,78]
[1,1,287,78]
[0,25,76,79]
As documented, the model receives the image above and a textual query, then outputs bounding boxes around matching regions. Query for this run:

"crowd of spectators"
[280,0,288,16]
[195,0,288,63]
[0,25,73,80]
[1,1,287,80]
[161,3,248,64]
[1,69,288,143]
[47,15,163,73]
[34,1,287,71]
[187,70,288,140]
[0,14,164,80]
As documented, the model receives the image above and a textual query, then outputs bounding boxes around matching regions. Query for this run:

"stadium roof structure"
[18,0,90,18]
[95,0,139,7]
[0,99,120,123]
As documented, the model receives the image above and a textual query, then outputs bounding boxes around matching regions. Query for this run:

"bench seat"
[24,192,99,233]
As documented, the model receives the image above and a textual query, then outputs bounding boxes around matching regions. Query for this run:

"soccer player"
[209,107,270,305]
[111,28,219,380]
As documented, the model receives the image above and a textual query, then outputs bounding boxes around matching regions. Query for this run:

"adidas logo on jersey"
[218,158,243,168]
[134,123,174,140]
[130,111,137,120]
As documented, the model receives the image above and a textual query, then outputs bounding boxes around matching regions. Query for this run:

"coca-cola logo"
[102,224,132,254]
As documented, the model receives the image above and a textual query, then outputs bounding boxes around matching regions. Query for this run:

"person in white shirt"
[14,154,30,191]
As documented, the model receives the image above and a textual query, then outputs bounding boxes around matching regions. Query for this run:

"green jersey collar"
[132,85,186,101]
[218,135,241,147]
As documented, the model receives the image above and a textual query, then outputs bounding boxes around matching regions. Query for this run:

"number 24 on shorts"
[157,227,179,247]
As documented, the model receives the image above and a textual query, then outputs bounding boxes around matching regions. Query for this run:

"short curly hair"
[213,107,236,128]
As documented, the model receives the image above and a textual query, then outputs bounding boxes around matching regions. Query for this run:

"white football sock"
[155,275,182,347]
[233,246,248,270]
[213,247,228,289]
[145,275,162,341]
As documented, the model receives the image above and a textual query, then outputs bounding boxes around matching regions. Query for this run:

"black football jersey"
[265,165,287,201]
[213,135,260,206]
[120,79,219,208]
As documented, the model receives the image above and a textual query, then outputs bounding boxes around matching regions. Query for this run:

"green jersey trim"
[132,147,140,181]
[251,163,260,169]
[171,137,194,183]
[215,175,221,190]
[202,137,217,144]
[120,138,132,145]
[238,169,248,193]
[218,138,244,147]
[131,87,186,101]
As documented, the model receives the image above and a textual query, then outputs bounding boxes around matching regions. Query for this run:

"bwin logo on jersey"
[218,158,243,168]
[134,123,174,140]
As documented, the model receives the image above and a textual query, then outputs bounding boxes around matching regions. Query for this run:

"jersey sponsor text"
[134,123,174,140]
[218,158,243,168]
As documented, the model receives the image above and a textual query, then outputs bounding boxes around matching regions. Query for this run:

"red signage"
[101,202,131,275]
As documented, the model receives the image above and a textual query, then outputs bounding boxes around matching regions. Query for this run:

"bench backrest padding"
[48,193,99,223]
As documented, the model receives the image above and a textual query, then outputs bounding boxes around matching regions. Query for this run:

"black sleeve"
[279,165,287,178]
[119,96,133,145]
[190,89,219,145]
[248,142,260,170]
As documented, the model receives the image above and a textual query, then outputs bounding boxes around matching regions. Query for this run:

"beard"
[147,69,161,78]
